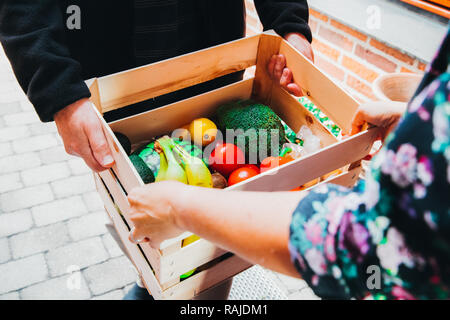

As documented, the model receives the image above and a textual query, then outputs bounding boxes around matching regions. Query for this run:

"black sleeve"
[254,0,312,43]
[0,0,91,122]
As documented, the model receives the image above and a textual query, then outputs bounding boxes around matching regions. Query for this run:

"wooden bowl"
[373,73,423,102]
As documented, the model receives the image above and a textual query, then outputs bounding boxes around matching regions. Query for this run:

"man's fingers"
[279,68,291,87]
[85,119,115,169]
[79,144,107,172]
[286,83,304,96]
[274,54,286,80]
[268,55,277,79]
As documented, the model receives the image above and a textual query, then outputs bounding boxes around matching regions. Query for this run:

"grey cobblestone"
[0,126,30,143]
[28,122,57,136]
[4,111,39,127]
[67,212,108,241]
[46,237,109,277]
[31,196,87,227]
[0,291,20,300]
[0,254,48,294]
[0,172,23,193]
[102,233,124,259]
[82,191,105,212]
[0,142,12,157]
[39,146,71,164]
[83,256,136,296]
[0,101,21,116]
[21,162,71,187]
[0,152,41,175]
[0,210,33,238]
[92,289,124,300]
[21,273,91,300]
[9,223,70,259]
[68,158,91,175]
[0,184,54,212]
[0,237,11,264]
[51,174,96,198]
[12,134,58,154]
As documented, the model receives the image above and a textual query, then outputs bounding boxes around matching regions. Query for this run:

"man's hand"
[54,98,115,172]
[267,32,314,96]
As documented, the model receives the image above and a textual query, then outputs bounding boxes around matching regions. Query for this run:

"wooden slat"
[227,127,380,192]
[109,78,254,144]
[162,255,252,300]
[97,35,260,112]
[93,107,143,194]
[252,31,282,105]
[270,85,338,148]
[93,173,165,299]
[86,78,102,114]
[157,240,227,285]
[98,169,131,216]
[279,39,359,133]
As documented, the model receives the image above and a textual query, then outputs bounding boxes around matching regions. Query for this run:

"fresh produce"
[212,172,228,189]
[172,143,212,188]
[114,132,132,155]
[260,156,293,173]
[215,100,285,162]
[208,142,245,177]
[297,125,321,155]
[129,154,155,184]
[299,96,342,138]
[154,137,188,184]
[133,140,205,178]
[188,118,217,146]
[228,165,260,186]
[173,125,191,142]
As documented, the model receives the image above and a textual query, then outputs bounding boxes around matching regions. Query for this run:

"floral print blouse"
[289,28,450,300]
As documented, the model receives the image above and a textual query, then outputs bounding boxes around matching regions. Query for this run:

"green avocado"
[129,154,155,184]
[114,132,132,156]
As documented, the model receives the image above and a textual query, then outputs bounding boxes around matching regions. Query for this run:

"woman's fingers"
[350,109,366,136]
[128,226,149,244]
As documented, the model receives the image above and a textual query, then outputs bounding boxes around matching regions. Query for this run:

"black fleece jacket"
[0,0,311,122]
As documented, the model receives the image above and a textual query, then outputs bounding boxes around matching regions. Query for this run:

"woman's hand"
[127,181,188,248]
[350,101,407,141]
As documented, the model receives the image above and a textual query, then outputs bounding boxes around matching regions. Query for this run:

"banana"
[155,137,188,184]
[172,143,212,188]
[155,151,168,182]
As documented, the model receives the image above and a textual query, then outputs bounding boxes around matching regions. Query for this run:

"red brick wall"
[244,1,427,102]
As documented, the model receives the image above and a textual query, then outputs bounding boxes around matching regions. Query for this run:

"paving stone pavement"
[0,45,318,300]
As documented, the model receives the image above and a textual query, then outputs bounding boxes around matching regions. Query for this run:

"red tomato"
[228,165,260,186]
[260,156,293,173]
[208,142,245,177]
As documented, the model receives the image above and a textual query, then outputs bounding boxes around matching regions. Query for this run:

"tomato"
[260,156,293,173]
[208,142,245,177]
[228,165,260,186]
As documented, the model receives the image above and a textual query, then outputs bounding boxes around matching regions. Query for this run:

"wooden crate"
[87,31,379,300]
